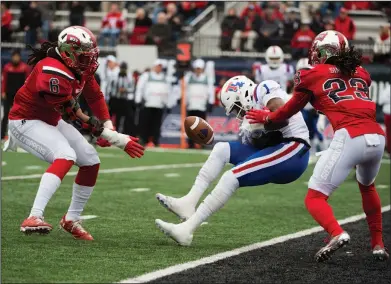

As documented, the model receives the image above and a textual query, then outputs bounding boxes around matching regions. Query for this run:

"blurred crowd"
[220,1,390,62]
[1,1,213,56]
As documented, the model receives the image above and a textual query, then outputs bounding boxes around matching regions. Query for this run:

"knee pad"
[211,142,230,164]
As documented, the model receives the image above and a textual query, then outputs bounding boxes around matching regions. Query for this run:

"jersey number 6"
[323,78,371,104]
[49,78,60,94]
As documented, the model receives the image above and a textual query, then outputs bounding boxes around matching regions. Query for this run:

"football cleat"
[20,216,53,235]
[156,193,195,221]
[315,231,350,262]
[59,215,94,241]
[155,219,193,246]
[372,245,389,261]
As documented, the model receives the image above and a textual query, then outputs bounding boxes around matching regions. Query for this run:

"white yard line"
[1,163,204,181]
[119,205,390,283]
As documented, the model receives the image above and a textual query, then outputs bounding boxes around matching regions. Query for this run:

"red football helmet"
[57,26,99,76]
[308,30,349,66]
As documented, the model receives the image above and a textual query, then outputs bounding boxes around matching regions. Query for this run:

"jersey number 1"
[323,78,371,104]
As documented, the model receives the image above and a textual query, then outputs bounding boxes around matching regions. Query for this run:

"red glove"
[245,108,271,124]
[96,137,112,147]
[124,136,145,158]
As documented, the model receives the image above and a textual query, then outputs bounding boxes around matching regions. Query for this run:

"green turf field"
[1,148,390,283]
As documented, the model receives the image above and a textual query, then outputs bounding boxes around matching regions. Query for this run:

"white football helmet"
[220,76,256,119]
[265,46,284,69]
[309,30,349,66]
[296,58,310,71]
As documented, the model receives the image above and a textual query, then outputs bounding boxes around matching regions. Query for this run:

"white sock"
[182,142,230,206]
[29,173,62,218]
[182,171,239,233]
[65,183,94,221]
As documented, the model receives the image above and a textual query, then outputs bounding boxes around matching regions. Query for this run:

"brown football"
[184,116,214,145]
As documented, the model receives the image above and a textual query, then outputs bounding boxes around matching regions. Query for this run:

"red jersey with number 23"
[294,64,384,137]
[9,56,109,126]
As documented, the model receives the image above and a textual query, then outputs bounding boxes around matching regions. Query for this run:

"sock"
[183,142,230,206]
[182,171,239,233]
[358,182,383,248]
[66,164,100,221]
[304,188,344,237]
[30,159,74,217]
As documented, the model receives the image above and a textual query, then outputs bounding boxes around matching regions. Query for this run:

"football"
[184,116,214,145]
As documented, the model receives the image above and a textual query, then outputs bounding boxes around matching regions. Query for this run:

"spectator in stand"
[291,20,316,60]
[130,8,152,45]
[232,5,261,51]
[179,1,208,24]
[100,3,125,47]
[373,25,390,63]
[334,8,356,40]
[146,12,173,55]
[282,9,300,42]
[324,19,335,31]
[266,1,285,21]
[38,2,55,41]
[1,49,31,139]
[1,3,12,42]
[310,10,324,35]
[240,2,263,18]
[69,2,85,26]
[166,3,183,40]
[220,8,241,51]
[19,1,42,46]
[256,8,281,52]
[344,2,372,10]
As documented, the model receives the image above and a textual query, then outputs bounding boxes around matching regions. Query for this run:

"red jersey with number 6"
[294,64,384,137]
[9,56,109,126]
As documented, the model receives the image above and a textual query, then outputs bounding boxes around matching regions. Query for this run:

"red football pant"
[304,189,344,237]
[384,114,391,154]
[358,182,384,248]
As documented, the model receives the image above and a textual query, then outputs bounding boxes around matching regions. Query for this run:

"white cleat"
[315,231,350,262]
[156,193,195,221]
[155,219,193,246]
[372,245,389,261]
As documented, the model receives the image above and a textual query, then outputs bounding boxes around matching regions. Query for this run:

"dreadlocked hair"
[326,45,363,77]
[27,41,58,66]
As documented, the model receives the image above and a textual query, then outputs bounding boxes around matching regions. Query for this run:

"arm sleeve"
[82,76,110,121]
[36,73,73,106]
[268,70,313,123]
[135,73,148,104]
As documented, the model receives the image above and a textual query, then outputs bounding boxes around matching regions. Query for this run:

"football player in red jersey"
[4,26,144,240]
[246,30,388,261]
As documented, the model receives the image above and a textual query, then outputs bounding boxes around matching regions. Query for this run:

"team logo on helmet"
[226,81,245,92]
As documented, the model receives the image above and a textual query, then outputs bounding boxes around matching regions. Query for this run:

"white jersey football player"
[154,77,310,246]
[254,46,295,92]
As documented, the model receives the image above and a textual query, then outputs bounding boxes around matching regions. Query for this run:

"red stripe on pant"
[384,114,390,154]
[232,142,299,174]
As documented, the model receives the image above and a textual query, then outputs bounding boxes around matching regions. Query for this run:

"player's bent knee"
[77,143,101,167]
[75,163,100,187]
[54,147,77,163]
[308,176,334,197]
[211,142,230,163]
[355,171,375,187]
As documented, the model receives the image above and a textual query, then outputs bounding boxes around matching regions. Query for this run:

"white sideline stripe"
[119,205,390,284]
[1,163,204,181]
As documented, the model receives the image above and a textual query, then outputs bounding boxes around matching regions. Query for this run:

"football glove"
[245,108,271,124]
[100,128,144,158]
